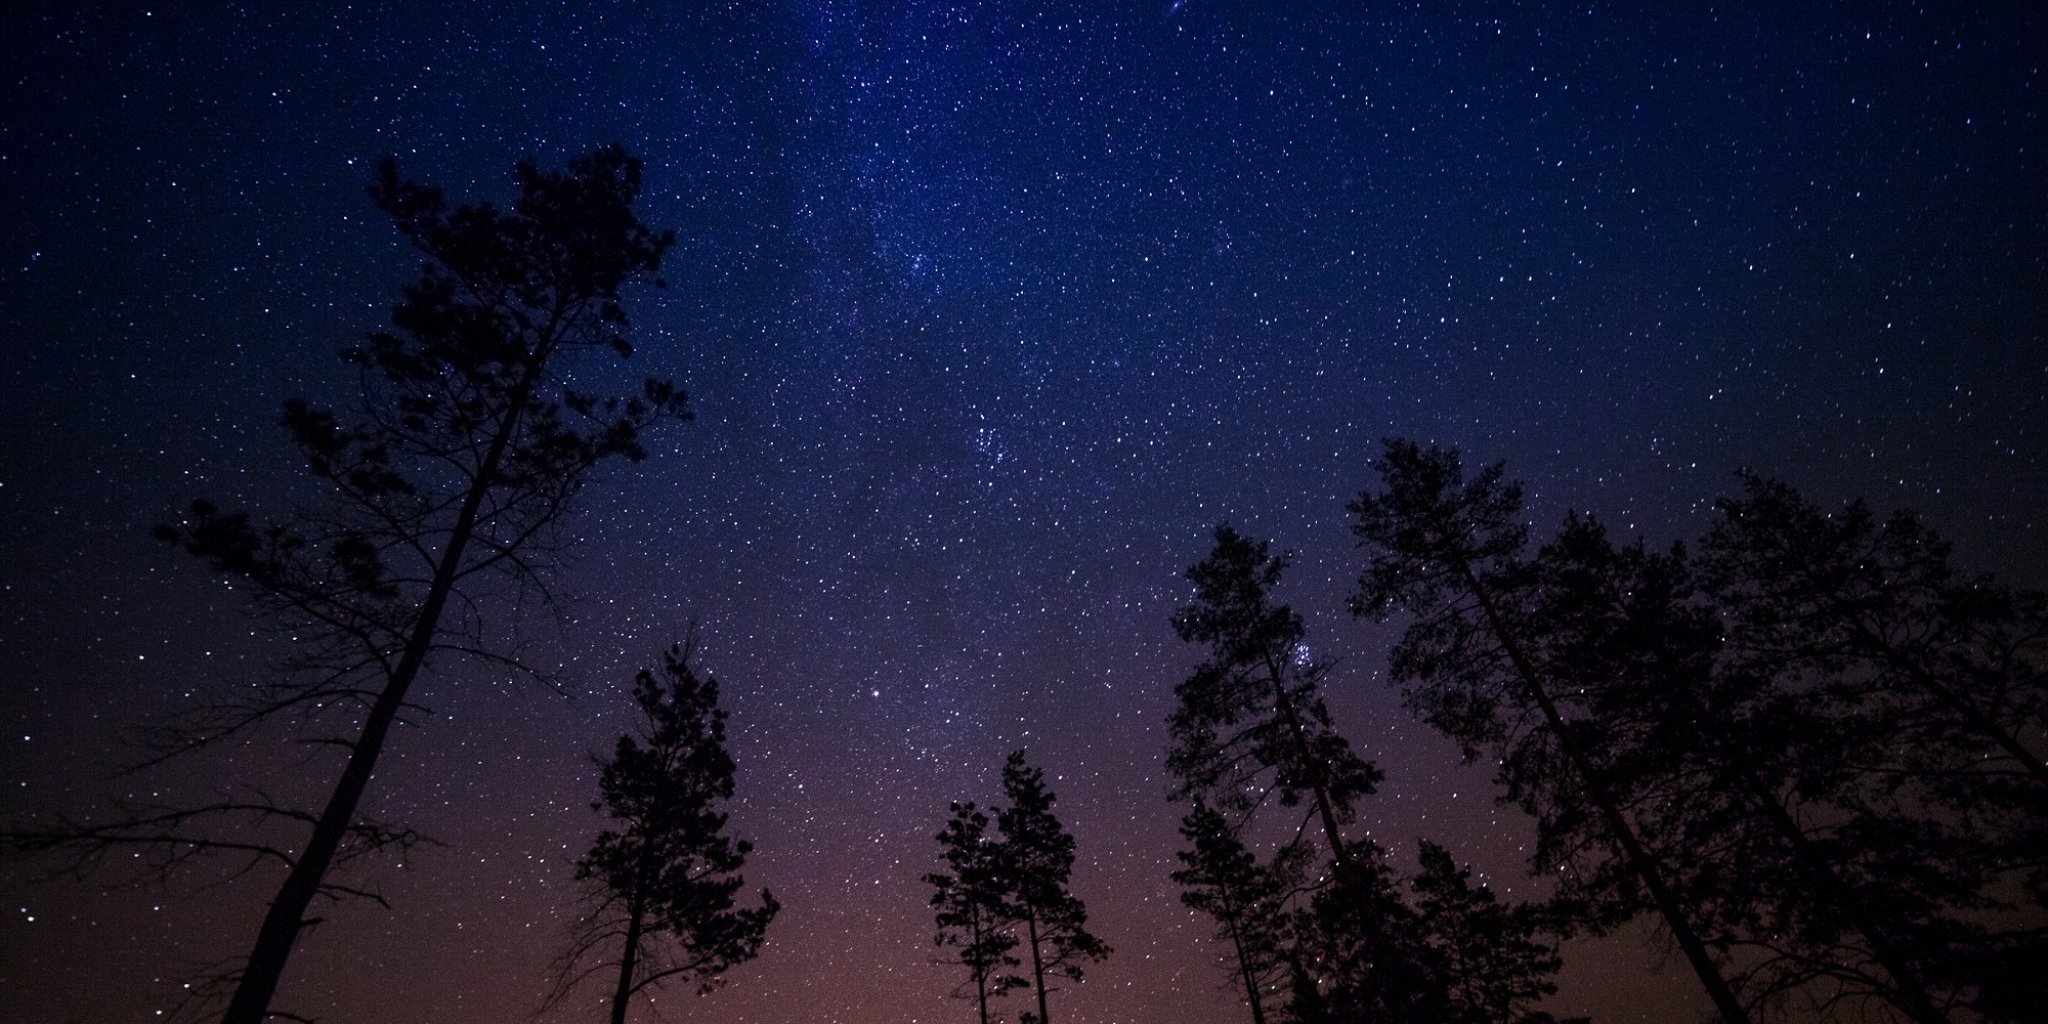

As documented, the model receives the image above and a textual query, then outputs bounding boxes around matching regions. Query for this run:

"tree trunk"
[971,904,992,1024]
[609,890,648,1024]
[219,371,538,1024]
[1226,919,1268,1024]
[1026,910,1050,1024]
[1460,568,1755,1024]
[218,654,423,1024]
[1263,654,1353,873]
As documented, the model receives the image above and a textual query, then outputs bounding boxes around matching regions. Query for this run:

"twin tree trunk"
[220,370,538,1024]
[1225,920,1268,1024]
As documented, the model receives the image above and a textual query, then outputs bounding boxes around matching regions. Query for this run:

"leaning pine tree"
[5,146,690,1024]
[1167,524,1383,872]
[1171,800,1305,1024]
[1347,439,1751,1024]
[1529,513,1966,1023]
[546,640,778,1024]
[1166,523,1564,1024]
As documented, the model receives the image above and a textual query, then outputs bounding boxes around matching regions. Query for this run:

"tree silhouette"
[996,751,1110,1024]
[545,640,777,1024]
[1699,474,2047,800]
[1282,839,1576,1024]
[1693,479,2047,1021]
[1347,438,1752,1024]
[1171,800,1307,1024]
[1284,851,1438,1024]
[1544,513,1978,1023]
[1166,520,1572,1024]
[1167,524,1383,872]
[926,800,1025,1024]
[1408,840,1579,1024]
[1349,441,2048,1022]
[4,146,687,1024]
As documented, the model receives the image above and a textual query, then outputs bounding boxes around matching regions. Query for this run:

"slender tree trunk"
[1459,568,1755,1024]
[219,672,420,1023]
[609,887,649,1024]
[1226,919,1268,1024]
[220,370,539,1024]
[1026,910,1050,1024]
[1262,654,1353,873]
[971,905,992,1024]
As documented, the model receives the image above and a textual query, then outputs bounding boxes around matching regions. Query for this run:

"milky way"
[2,4,2043,1023]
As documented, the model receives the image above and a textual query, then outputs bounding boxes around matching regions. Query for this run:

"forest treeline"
[1131,442,2046,1024]
[3,148,2043,1024]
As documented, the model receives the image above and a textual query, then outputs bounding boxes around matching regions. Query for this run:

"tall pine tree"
[1167,520,1572,1024]
[547,641,778,1024]
[5,146,689,1024]
[996,751,1110,1024]
[1696,477,2046,1020]
[1171,800,1306,1024]
[1168,524,1382,872]
[1348,438,1752,1024]
[926,801,1025,1024]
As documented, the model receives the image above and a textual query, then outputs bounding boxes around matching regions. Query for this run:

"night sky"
[2,3,2044,1023]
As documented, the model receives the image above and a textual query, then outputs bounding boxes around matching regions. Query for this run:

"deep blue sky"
[2,3,2043,1023]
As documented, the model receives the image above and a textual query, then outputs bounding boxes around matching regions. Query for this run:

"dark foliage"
[926,801,1026,1024]
[1168,524,1382,869]
[1351,438,2048,1023]
[1164,510,1574,1024]
[4,146,687,1024]
[1699,474,2047,809]
[1348,438,1752,1024]
[1285,849,1434,1024]
[1407,840,1580,1024]
[1695,477,2048,1022]
[997,751,1111,1024]
[546,642,777,1024]
[1171,801,1307,1024]
[1286,841,1575,1024]
[923,752,1108,1024]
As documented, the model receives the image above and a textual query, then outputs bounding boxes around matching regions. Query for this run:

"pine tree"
[1700,474,2047,799]
[1168,524,1383,872]
[1171,800,1306,1024]
[1166,521,1574,1024]
[926,801,1025,1024]
[547,641,778,1024]
[1695,477,2047,1021]
[1348,438,1752,1024]
[1284,851,1439,1024]
[4,146,689,1024]
[1409,840,1579,1024]
[996,751,1110,1024]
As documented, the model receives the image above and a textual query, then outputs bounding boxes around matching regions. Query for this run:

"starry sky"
[1,2,2044,1023]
